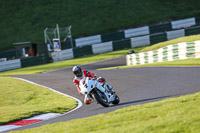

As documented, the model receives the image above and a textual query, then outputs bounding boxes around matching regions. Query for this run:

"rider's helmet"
[72,66,82,77]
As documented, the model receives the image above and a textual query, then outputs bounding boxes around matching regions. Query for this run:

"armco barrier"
[0,49,21,60]
[73,16,200,47]
[185,26,200,36]
[0,59,21,72]
[167,29,185,40]
[75,35,102,47]
[149,22,172,34]
[113,39,131,51]
[51,48,74,62]
[92,41,113,54]
[196,17,200,25]
[51,26,200,63]
[73,45,93,58]
[126,41,200,66]
[101,31,125,42]
[171,18,196,29]
[150,32,167,44]
[20,55,48,68]
[130,35,150,48]
[124,26,149,38]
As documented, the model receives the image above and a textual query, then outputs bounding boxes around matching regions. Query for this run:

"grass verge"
[11,91,200,133]
[0,77,77,125]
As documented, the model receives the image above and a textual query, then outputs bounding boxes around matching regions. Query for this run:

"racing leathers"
[73,70,113,104]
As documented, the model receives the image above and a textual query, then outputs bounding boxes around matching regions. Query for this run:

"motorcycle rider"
[72,65,114,104]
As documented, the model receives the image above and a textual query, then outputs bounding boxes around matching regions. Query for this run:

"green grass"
[0,77,77,125]
[1,0,200,51]
[11,91,200,133]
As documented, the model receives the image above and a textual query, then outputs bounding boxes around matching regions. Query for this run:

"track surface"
[12,56,200,131]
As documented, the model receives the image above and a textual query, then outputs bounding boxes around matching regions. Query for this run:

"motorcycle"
[79,77,120,107]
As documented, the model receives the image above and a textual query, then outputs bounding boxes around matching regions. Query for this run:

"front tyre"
[112,94,120,105]
[93,91,109,107]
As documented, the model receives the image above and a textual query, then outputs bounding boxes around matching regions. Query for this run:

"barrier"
[124,26,149,38]
[149,22,172,33]
[0,59,21,72]
[75,35,101,47]
[185,26,200,36]
[167,29,185,40]
[130,35,150,48]
[92,41,113,54]
[51,49,74,62]
[113,39,131,51]
[171,18,196,29]
[20,55,48,68]
[73,16,199,46]
[73,45,93,58]
[101,31,124,42]
[127,41,200,66]
[150,32,167,44]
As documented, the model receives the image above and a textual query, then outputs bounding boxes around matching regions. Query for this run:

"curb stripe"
[5,120,42,126]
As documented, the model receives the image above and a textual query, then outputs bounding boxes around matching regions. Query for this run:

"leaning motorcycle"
[79,77,120,107]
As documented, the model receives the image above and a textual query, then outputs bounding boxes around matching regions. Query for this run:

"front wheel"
[112,94,120,105]
[93,90,109,107]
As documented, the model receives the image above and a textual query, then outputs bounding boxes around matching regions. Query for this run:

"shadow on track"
[111,95,178,107]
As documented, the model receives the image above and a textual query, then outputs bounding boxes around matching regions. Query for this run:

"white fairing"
[79,77,115,103]
[79,77,105,94]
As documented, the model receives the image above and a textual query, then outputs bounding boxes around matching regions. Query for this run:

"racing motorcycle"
[79,77,120,107]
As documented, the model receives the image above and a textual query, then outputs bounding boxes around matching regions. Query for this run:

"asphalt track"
[11,56,200,132]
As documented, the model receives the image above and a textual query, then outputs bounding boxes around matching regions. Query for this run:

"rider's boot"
[84,94,92,105]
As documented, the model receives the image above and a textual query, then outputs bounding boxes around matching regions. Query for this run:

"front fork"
[96,83,115,103]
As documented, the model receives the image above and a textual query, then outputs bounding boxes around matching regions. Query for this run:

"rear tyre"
[112,94,120,105]
[93,91,109,107]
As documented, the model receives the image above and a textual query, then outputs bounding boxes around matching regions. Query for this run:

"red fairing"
[98,78,105,83]
[83,70,96,78]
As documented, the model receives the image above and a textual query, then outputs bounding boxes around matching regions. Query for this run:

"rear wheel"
[93,90,109,107]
